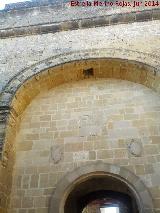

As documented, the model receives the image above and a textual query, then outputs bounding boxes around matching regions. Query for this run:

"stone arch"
[0,49,160,164]
[0,49,159,213]
[1,48,160,104]
[49,161,154,213]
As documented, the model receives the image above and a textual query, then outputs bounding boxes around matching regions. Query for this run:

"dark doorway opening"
[64,175,139,213]
[81,190,133,213]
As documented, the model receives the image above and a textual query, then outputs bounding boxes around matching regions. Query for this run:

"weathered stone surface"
[136,10,153,22]
[6,78,159,212]
[0,20,160,93]
[0,3,157,30]
[127,139,143,157]
[0,4,160,213]
[50,145,64,164]
[73,151,89,161]
[0,9,159,39]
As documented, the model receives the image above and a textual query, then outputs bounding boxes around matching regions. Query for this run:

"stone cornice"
[0,9,160,39]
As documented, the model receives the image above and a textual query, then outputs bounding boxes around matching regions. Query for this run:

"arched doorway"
[49,162,154,213]
[65,175,138,213]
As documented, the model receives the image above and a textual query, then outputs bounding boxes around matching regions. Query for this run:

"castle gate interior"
[0,1,160,213]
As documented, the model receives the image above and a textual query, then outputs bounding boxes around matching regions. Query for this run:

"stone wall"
[8,78,160,213]
[0,20,160,92]
[0,57,159,213]
[0,3,160,213]
[0,3,157,30]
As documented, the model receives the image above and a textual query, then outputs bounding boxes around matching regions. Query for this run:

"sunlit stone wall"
[8,78,160,213]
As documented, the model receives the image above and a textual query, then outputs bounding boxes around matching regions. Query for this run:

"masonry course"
[0,3,160,213]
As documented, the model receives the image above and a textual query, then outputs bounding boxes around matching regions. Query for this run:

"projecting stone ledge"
[0,9,160,39]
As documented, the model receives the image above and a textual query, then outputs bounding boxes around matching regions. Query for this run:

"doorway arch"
[49,162,154,213]
[65,176,138,213]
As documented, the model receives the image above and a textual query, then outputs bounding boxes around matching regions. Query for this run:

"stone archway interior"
[64,175,139,213]
[8,77,157,213]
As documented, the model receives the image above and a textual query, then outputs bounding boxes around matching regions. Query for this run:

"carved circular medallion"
[127,139,142,157]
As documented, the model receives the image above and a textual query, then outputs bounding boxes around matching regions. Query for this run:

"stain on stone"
[50,145,64,164]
